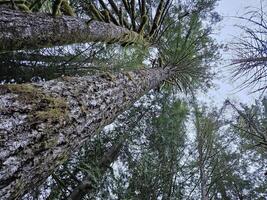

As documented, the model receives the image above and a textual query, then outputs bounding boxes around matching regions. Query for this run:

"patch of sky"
[199,0,266,106]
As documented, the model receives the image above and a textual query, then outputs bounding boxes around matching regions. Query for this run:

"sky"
[200,0,265,106]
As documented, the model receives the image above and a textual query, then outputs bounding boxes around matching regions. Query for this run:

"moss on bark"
[0,84,68,122]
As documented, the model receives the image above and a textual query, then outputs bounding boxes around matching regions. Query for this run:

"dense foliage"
[0,0,266,199]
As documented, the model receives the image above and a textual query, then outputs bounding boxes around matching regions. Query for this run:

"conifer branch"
[107,0,130,29]
[141,0,146,17]
[98,0,119,25]
[150,0,165,37]
[83,2,104,21]
[153,0,172,41]
[130,0,136,31]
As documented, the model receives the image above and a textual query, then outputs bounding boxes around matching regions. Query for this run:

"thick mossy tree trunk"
[0,8,146,52]
[0,67,174,199]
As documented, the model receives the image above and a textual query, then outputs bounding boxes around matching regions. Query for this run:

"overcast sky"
[200,0,265,106]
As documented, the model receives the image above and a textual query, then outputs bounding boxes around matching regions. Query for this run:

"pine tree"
[0,0,219,198]
[0,8,146,51]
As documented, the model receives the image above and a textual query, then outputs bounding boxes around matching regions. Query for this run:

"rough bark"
[0,67,173,199]
[0,52,80,63]
[0,8,146,52]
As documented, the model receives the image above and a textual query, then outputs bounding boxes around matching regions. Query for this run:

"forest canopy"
[0,0,266,199]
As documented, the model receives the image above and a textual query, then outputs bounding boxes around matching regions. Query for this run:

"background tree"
[223,99,267,198]
[230,1,267,93]
[61,97,267,200]
[227,99,267,150]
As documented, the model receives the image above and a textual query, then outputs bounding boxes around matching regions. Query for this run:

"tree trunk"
[0,8,146,52]
[194,106,209,200]
[69,139,124,200]
[69,108,148,199]
[232,56,267,64]
[0,67,174,199]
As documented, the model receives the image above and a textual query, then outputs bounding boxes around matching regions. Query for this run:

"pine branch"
[153,0,172,41]
[84,2,105,21]
[98,0,119,25]
[150,0,165,37]
[107,0,130,28]
[130,0,136,31]
[141,0,146,16]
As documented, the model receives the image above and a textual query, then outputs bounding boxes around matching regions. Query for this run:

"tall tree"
[123,99,188,200]
[213,99,267,199]
[0,0,219,198]
[91,94,189,200]
[0,42,147,83]
[230,2,267,93]
[227,99,267,150]
[24,90,166,199]
[0,67,173,199]
[0,8,146,51]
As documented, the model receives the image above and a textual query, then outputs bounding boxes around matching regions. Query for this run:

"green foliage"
[100,96,189,200]
[7,1,263,200]
[229,98,267,157]
[187,100,267,199]
[158,9,220,92]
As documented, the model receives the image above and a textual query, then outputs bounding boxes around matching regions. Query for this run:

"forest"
[0,0,266,199]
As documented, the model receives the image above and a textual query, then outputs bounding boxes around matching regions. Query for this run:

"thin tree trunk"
[0,66,174,199]
[232,56,267,64]
[69,107,148,199]
[0,52,84,63]
[0,8,146,52]
[194,106,209,200]
[68,139,124,200]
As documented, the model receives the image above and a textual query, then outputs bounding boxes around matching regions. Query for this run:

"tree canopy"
[0,0,267,199]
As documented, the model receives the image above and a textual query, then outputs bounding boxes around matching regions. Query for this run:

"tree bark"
[0,8,146,52]
[194,106,209,200]
[0,67,174,199]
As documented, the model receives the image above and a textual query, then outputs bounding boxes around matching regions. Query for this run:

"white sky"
[200,0,265,106]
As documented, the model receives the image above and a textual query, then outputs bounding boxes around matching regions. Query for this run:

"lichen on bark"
[0,7,147,51]
[0,67,173,199]
[0,84,68,123]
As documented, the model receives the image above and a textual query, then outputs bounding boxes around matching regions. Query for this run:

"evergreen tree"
[230,2,267,93]
[0,0,219,198]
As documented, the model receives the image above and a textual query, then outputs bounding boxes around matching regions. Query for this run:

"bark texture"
[0,67,173,199]
[0,8,146,52]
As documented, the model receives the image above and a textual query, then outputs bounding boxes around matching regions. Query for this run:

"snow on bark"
[0,67,172,199]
